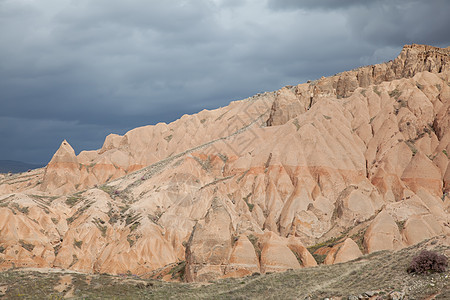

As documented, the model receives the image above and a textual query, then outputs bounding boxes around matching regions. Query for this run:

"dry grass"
[0,238,448,299]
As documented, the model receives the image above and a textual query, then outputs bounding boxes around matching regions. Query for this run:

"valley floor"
[0,238,448,299]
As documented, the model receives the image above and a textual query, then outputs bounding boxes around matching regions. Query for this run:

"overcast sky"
[1,0,449,164]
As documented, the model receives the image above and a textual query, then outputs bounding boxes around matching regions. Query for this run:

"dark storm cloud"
[0,0,448,164]
[268,0,362,11]
[268,0,450,47]
[346,1,450,47]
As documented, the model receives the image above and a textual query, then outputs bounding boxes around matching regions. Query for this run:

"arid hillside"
[0,44,449,284]
[0,237,448,299]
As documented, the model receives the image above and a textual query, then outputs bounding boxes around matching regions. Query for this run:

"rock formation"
[324,238,363,265]
[0,44,449,282]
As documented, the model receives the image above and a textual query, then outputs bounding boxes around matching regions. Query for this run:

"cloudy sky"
[1,0,449,164]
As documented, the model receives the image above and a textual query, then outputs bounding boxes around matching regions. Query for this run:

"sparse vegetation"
[11,203,29,215]
[247,234,261,260]
[107,208,120,225]
[405,140,418,156]
[73,239,83,249]
[19,240,35,252]
[217,153,228,163]
[169,261,186,281]
[127,236,135,247]
[65,194,82,207]
[307,232,363,264]
[67,200,94,224]
[312,253,328,265]
[243,193,254,212]
[427,154,437,161]
[389,88,402,100]
[396,220,406,232]
[148,212,162,224]
[125,212,141,226]
[407,250,448,274]
[373,86,381,96]
[397,99,407,108]
[53,244,62,256]
[349,229,366,253]
[293,119,300,131]
[236,170,249,183]
[215,111,227,121]
[69,254,79,268]
[200,175,234,190]
[164,135,173,142]
[127,234,141,247]
[93,218,108,237]
[193,155,213,172]
[291,250,304,266]
[0,238,448,299]
[100,185,116,196]
[130,222,140,232]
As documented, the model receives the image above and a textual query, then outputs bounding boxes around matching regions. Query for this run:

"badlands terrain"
[0,44,449,297]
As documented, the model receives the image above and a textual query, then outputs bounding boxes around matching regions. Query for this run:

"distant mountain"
[0,160,44,173]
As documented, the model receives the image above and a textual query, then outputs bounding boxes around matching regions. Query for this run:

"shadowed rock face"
[0,44,449,282]
[184,197,233,282]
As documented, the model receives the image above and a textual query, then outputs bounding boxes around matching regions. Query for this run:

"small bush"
[407,250,447,274]
[373,86,381,96]
[73,239,83,249]
[389,88,402,100]
[65,196,81,207]
[19,240,35,252]
[243,193,254,212]
[312,253,327,265]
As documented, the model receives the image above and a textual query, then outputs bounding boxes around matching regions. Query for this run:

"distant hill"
[0,160,44,173]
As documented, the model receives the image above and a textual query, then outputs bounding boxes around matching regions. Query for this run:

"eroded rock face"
[401,152,443,196]
[0,44,449,281]
[402,214,447,246]
[364,211,404,253]
[40,140,81,195]
[185,197,233,282]
[324,238,363,265]
[24,44,449,196]
[259,232,301,273]
[224,235,260,278]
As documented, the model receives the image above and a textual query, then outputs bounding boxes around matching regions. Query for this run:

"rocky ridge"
[0,44,449,283]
